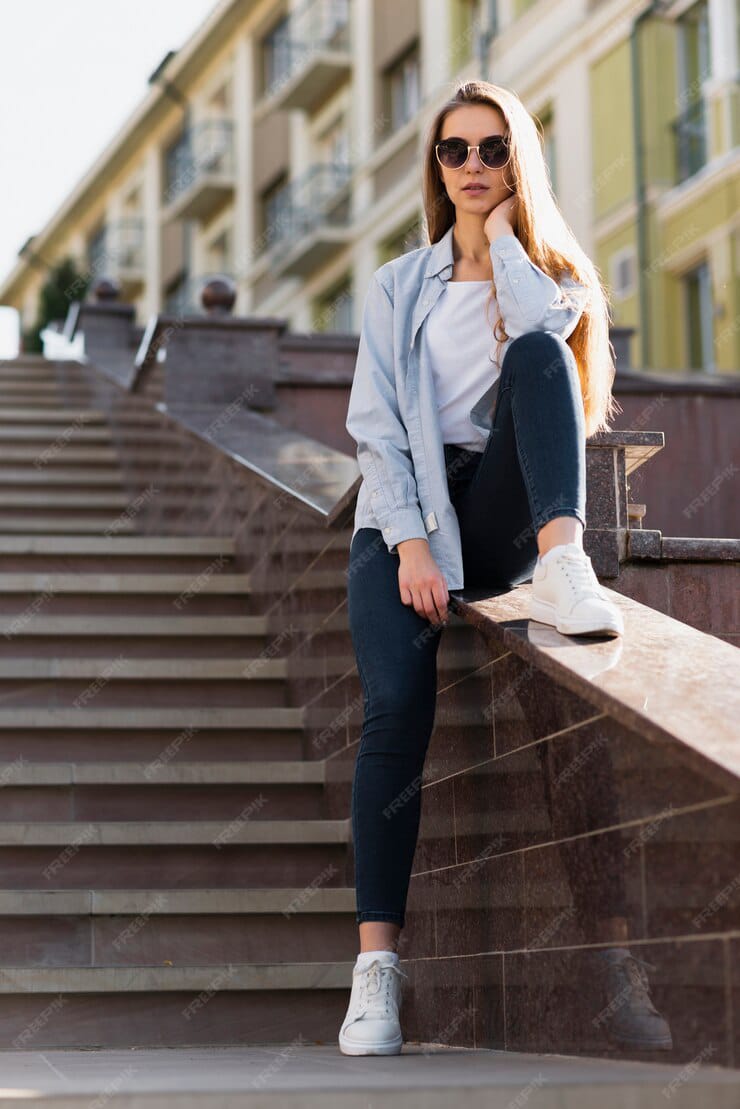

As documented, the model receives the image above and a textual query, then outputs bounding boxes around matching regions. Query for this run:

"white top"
[420,280,501,452]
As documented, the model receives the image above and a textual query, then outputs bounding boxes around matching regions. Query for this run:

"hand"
[396,538,449,625]
[484,193,519,244]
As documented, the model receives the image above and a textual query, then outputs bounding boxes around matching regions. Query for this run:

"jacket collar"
[423,223,456,280]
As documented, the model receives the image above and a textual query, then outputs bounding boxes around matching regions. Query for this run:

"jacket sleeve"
[489,232,590,341]
[345,271,428,553]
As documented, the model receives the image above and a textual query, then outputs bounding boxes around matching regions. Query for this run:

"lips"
[463,185,488,192]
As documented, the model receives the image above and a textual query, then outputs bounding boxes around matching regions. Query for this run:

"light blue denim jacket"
[345,221,589,589]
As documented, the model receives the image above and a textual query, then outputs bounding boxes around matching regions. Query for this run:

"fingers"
[432,579,450,623]
[412,582,449,626]
[398,567,449,627]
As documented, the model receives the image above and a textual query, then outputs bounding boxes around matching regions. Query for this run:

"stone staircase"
[0,353,490,1051]
[0,354,361,1048]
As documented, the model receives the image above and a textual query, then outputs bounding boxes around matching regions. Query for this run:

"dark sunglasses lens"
[437,141,467,168]
[480,139,509,168]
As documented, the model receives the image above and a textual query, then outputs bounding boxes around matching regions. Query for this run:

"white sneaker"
[338,957,408,1055]
[529,543,624,637]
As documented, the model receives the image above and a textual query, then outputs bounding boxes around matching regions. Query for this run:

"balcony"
[262,0,351,114]
[671,99,708,184]
[265,163,352,278]
[87,218,145,297]
[162,120,235,222]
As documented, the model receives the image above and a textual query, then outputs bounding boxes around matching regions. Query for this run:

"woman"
[339,80,624,1056]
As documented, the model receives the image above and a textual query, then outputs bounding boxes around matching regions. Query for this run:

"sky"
[0,0,220,355]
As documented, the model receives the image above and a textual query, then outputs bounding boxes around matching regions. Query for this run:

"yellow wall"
[590,41,635,222]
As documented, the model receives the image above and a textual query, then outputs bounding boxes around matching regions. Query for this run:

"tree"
[23,256,90,352]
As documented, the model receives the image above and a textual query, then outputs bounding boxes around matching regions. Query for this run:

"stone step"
[0,728,306,765]
[0,819,348,845]
[1,775,329,821]
[0,492,219,510]
[0,760,323,785]
[0,967,352,1049]
[0,572,251,594]
[0,888,357,965]
[0,468,128,485]
[0,491,131,507]
[0,960,351,990]
[0,535,237,573]
[0,514,139,533]
[0,447,180,463]
[0,407,161,425]
[0,469,217,489]
[0,572,350,598]
[0,535,235,556]
[0,706,305,729]
[0,407,107,423]
[0,370,90,384]
[0,614,270,636]
[1,1047,735,1106]
[0,658,286,679]
[0,379,94,389]
[0,393,99,406]
[0,426,161,441]
[0,886,348,913]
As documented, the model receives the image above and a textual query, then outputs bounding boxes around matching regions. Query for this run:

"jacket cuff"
[376,505,429,552]
[488,232,523,259]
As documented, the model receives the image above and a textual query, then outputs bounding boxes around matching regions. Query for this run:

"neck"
[451,214,492,271]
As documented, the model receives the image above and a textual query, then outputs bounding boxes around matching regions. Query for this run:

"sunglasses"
[435,135,510,170]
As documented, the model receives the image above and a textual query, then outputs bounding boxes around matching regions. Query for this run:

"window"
[450,0,480,70]
[312,273,353,333]
[163,130,191,204]
[262,15,292,97]
[318,114,350,170]
[683,260,715,371]
[384,44,420,133]
[164,270,191,315]
[206,229,232,274]
[673,0,711,182]
[261,173,291,250]
[87,224,107,277]
[610,247,636,300]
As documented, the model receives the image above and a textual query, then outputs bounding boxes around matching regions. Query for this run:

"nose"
[467,147,485,170]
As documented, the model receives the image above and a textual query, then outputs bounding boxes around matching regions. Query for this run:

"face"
[436,104,514,214]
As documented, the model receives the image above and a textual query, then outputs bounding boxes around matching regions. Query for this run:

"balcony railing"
[267,162,352,251]
[671,99,708,184]
[263,0,351,110]
[87,218,145,286]
[260,163,352,278]
[163,120,235,218]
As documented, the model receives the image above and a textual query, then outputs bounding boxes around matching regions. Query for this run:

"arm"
[345,272,428,554]
[489,232,590,341]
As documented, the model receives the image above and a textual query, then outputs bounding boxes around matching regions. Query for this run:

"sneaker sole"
[529,596,623,637]
[338,1030,404,1055]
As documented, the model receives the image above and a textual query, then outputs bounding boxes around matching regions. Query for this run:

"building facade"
[1,0,737,373]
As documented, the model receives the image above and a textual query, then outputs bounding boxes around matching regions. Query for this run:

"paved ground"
[0,1044,738,1107]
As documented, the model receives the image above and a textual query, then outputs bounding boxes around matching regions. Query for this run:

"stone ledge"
[629,533,740,561]
[450,583,740,786]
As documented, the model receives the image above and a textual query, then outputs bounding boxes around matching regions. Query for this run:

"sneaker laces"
[553,549,605,601]
[348,959,408,1024]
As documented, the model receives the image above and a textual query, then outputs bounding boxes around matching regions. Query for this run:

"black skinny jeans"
[347,330,589,927]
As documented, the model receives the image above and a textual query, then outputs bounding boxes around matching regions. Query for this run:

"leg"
[347,527,444,939]
[454,329,587,589]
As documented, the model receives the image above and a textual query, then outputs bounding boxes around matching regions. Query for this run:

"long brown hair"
[422,79,620,437]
